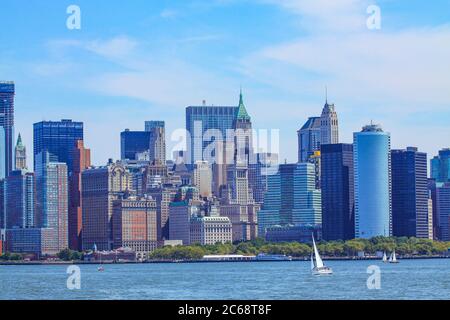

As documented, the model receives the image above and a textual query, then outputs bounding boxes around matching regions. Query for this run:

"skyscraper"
[82,161,131,251]
[33,120,84,173]
[354,123,392,238]
[186,104,237,166]
[112,195,158,259]
[0,81,15,179]
[14,134,27,170]
[258,163,322,235]
[5,170,35,229]
[391,147,430,238]
[68,140,91,251]
[120,129,151,161]
[435,183,450,241]
[431,148,450,183]
[233,90,253,165]
[145,121,166,165]
[320,96,339,145]
[297,117,321,163]
[321,143,354,241]
[192,160,212,198]
[35,151,68,253]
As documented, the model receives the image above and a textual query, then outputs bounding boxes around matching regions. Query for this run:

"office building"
[33,119,83,173]
[35,151,68,253]
[248,152,279,204]
[120,129,151,161]
[112,196,158,259]
[431,148,450,183]
[145,121,166,165]
[321,143,354,241]
[192,160,212,198]
[391,147,430,238]
[14,134,27,170]
[82,161,132,251]
[297,117,321,163]
[5,170,35,229]
[68,140,91,251]
[258,163,322,235]
[190,216,232,245]
[435,183,450,241]
[354,123,392,238]
[0,81,15,178]
[320,96,339,145]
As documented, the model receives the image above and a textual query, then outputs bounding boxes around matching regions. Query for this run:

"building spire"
[325,85,328,104]
[236,87,250,121]
[16,133,23,148]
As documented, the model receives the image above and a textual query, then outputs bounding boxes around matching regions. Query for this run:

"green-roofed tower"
[236,88,251,121]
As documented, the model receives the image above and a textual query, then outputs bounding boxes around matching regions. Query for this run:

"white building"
[190,216,232,245]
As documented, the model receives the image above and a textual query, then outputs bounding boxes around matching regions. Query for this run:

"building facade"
[33,119,83,173]
[0,81,15,179]
[35,152,68,253]
[297,117,321,163]
[320,99,339,145]
[354,124,392,238]
[391,147,430,238]
[258,163,321,235]
[112,196,158,259]
[435,183,450,241]
[321,143,354,241]
[193,160,212,198]
[431,148,450,183]
[5,170,35,229]
[14,134,27,170]
[82,162,132,251]
[68,140,91,251]
[190,216,232,245]
[145,121,166,165]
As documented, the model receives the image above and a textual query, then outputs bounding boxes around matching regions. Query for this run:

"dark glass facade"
[0,81,15,178]
[120,130,151,160]
[33,119,84,172]
[321,143,354,241]
[391,147,429,238]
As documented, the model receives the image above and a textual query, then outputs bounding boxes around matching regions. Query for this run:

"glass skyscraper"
[258,163,322,235]
[120,129,152,160]
[0,81,15,179]
[354,124,392,238]
[186,105,238,165]
[321,143,354,241]
[431,148,450,183]
[297,117,321,163]
[391,147,430,238]
[33,119,84,173]
[5,170,35,229]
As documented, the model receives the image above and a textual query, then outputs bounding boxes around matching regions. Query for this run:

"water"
[1,259,450,300]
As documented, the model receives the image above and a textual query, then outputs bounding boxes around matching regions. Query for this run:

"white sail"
[392,250,397,262]
[382,252,387,262]
[388,252,393,262]
[310,254,315,270]
[312,235,324,268]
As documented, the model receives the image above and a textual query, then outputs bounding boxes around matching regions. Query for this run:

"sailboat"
[382,252,387,263]
[311,235,333,275]
[388,250,399,264]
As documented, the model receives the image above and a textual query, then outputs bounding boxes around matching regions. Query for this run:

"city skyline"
[1,1,449,166]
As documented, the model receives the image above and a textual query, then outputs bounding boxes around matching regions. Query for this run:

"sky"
[1,0,449,166]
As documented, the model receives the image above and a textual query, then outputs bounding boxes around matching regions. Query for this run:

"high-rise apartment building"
[0,81,15,178]
[321,144,354,241]
[435,183,450,241]
[354,123,392,238]
[82,161,131,251]
[391,147,430,238]
[14,134,27,170]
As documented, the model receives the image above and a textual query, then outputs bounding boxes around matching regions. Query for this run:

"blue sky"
[1,0,449,165]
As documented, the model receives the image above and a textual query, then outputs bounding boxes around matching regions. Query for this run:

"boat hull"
[312,267,333,275]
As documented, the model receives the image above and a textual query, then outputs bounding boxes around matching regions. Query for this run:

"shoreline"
[1,255,449,266]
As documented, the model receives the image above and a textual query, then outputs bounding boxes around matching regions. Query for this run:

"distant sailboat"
[311,235,333,275]
[388,250,399,264]
[382,252,387,263]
